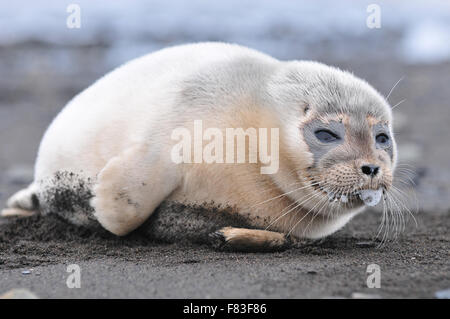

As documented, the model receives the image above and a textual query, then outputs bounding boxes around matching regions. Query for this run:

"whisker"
[288,195,329,237]
[386,76,404,101]
[391,98,406,110]
[389,187,418,228]
[265,185,327,231]
[251,181,320,208]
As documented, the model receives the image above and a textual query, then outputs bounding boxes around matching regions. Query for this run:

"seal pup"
[2,43,397,251]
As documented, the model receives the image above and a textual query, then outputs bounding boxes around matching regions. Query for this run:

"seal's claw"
[208,229,228,250]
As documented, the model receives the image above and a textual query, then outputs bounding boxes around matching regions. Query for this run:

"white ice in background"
[400,20,450,64]
[0,0,449,65]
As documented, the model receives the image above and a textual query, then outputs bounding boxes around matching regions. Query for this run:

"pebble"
[351,292,381,299]
[435,288,450,299]
[356,241,376,248]
[0,288,38,299]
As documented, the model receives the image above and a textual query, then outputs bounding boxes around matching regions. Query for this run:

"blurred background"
[0,0,449,213]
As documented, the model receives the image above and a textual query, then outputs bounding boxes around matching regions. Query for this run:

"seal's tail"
[1,183,38,217]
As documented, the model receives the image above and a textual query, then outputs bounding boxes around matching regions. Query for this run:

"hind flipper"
[2,184,38,218]
[6,184,38,211]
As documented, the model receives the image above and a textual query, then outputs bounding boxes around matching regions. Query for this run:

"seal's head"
[268,61,396,216]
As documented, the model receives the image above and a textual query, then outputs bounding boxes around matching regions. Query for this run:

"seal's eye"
[376,133,389,145]
[315,129,340,143]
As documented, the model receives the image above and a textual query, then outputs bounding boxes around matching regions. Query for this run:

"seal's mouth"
[314,184,385,207]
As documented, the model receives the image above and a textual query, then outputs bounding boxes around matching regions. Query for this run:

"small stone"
[0,289,38,299]
[358,189,382,207]
[351,292,381,299]
[435,288,450,299]
[356,241,376,248]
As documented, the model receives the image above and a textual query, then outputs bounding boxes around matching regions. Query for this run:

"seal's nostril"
[373,166,379,176]
[361,165,379,176]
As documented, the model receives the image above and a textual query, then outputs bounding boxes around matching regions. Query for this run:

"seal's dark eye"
[315,129,339,143]
[376,133,389,145]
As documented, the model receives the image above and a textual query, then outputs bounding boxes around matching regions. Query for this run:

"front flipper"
[92,143,181,236]
[210,227,290,252]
